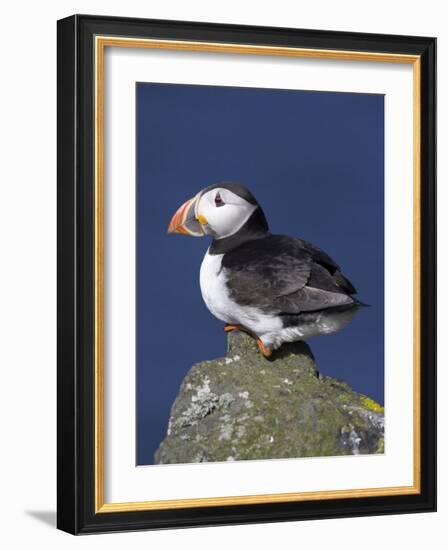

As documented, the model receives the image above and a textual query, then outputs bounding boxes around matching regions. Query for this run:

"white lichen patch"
[358,408,384,431]
[172,377,218,430]
[218,393,235,408]
[191,376,212,401]
[349,428,361,455]
[340,424,362,455]
[225,357,234,365]
[238,391,249,399]
[218,424,233,441]
[233,355,241,361]
[171,379,235,433]
[349,406,384,431]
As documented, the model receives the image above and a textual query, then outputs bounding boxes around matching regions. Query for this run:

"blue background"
[136,83,384,465]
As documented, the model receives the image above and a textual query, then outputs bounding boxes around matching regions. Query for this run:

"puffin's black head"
[168,182,269,244]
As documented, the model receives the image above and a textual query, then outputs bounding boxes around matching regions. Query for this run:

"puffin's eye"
[214,192,225,207]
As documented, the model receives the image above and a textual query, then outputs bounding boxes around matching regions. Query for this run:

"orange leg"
[223,324,245,333]
[223,324,272,357]
[256,338,273,357]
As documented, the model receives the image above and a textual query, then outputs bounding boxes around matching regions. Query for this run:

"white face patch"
[196,188,257,239]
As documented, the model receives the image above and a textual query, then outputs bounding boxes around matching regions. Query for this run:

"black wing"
[294,237,357,295]
[222,235,357,314]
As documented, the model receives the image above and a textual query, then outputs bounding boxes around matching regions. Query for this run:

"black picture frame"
[57,14,436,534]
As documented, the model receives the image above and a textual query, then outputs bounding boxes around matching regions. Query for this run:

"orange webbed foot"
[256,338,273,357]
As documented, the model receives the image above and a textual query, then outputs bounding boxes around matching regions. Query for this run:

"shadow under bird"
[168,182,366,357]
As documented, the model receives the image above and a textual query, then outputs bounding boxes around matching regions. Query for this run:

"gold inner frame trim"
[94,35,421,513]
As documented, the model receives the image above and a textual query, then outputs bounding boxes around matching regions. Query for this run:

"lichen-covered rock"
[154,331,384,464]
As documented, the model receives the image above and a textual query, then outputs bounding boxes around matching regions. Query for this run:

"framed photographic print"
[57,14,436,534]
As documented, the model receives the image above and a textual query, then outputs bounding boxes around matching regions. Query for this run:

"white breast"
[199,251,235,324]
[199,249,282,336]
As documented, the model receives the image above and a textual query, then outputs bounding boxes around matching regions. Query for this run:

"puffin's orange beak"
[167,194,205,237]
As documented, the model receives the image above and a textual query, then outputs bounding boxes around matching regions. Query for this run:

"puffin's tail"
[353,298,371,308]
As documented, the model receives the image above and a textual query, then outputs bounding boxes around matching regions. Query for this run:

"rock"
[154,331,384,464]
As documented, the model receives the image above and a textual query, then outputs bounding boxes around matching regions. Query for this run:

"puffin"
[168,182,365,357]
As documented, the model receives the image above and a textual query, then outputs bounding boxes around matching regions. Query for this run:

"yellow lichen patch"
[361,396,384,414]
